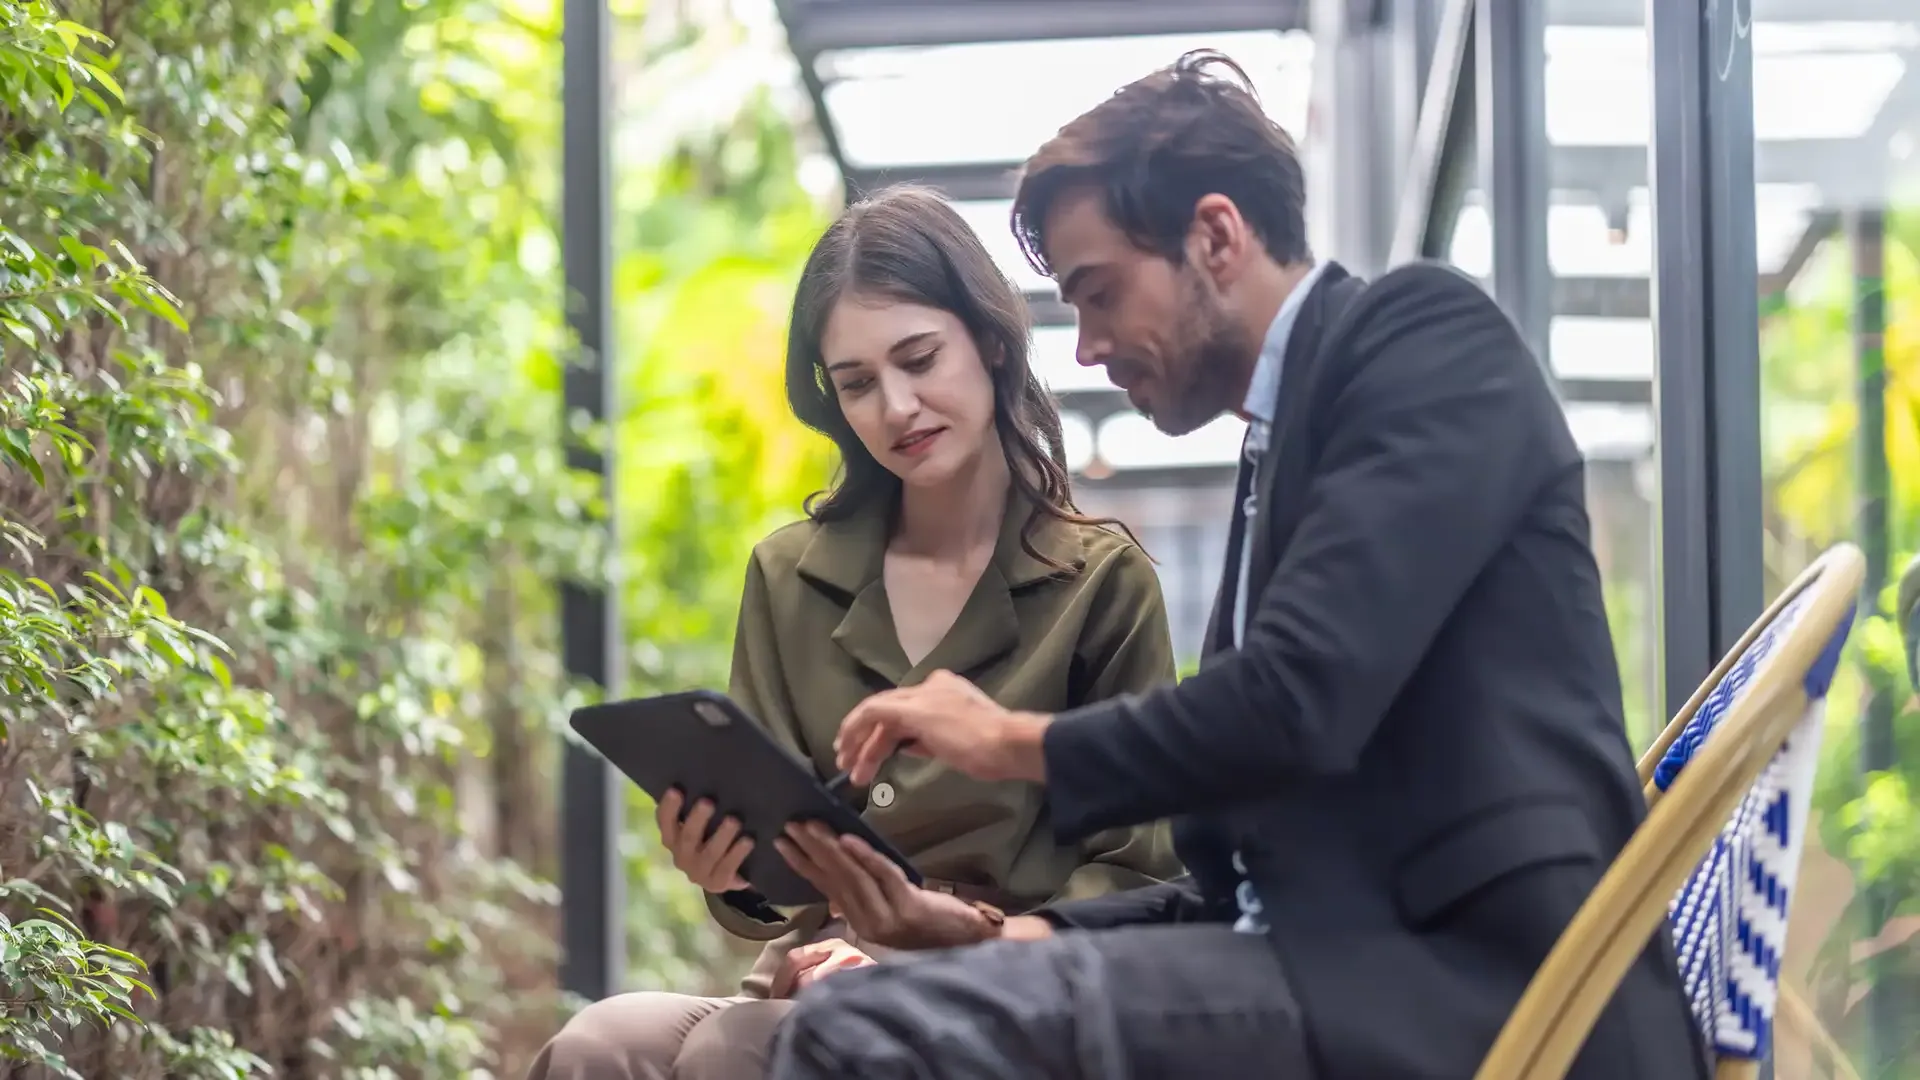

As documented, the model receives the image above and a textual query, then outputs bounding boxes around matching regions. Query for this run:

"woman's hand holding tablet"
[775,821,1006,950]
[654,788,753,892]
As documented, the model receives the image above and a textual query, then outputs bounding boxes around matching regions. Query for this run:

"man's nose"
[1076,331,1111,368]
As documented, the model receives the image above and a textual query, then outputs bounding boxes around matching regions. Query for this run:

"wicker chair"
[1474,543,1865,1080]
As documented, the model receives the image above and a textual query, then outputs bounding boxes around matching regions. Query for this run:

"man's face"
[1041,187,1255,436]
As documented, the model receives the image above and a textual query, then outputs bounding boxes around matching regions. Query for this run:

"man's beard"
[1150,275,1253,437]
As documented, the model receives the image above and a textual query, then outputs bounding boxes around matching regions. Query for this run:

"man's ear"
[1188,193,1249,285]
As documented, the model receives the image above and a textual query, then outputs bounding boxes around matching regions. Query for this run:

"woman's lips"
[893,427,945,457]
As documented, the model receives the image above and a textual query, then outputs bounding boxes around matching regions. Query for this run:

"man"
[766,50,1706,1079]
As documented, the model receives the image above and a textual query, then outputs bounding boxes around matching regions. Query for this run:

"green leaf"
[324,31,361,62]
[53,20,112,45]
[3,428,47,487]
[82,570,128,601]
[127,285,190,333]
[58,235,98,270]
[51,63,75,110]
[78,61,122,103]
[134,586,169,616]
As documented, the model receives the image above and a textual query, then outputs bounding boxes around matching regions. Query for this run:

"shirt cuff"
[703,888,806,942]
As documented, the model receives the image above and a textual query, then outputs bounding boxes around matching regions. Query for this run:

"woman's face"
[820,293,998,490]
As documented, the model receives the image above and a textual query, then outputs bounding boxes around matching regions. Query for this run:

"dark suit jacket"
[1036,262,1707,1079]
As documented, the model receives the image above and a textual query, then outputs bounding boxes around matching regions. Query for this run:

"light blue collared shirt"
[1230,260,1326,935]
[1233,260,1326,643]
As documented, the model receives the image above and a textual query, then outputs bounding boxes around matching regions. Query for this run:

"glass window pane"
[1450,3,1663,749]
[1096,413,1246,471]
[1750,2,1920,1073]
[950,199,1051,293]
[1032,325,1113,393]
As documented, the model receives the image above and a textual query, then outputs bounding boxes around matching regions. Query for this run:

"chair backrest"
[1654,581,1851,1062]
[1474,543,1865,1080]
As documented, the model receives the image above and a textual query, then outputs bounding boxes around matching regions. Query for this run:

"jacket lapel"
[1200,445,1257,660]
[1229,264,1364,652]
[795,505,911,685]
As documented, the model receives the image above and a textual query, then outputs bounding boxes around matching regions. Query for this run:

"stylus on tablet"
[823,740,919,796]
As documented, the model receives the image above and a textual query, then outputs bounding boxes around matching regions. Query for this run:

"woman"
[526,185,1180,1080]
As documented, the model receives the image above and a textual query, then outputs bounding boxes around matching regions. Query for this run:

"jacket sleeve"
[702,550,830,941]
[1041,266,1578,841]
[1051,543,1185,901]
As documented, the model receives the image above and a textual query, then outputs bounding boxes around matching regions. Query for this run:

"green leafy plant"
[0,901,152,1079]
[5,1,841,1075]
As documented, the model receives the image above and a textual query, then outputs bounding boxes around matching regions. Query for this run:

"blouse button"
[871,781,897,808]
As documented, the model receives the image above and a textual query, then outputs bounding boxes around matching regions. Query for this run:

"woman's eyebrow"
[826,330,939,374]
[886,330,939,357]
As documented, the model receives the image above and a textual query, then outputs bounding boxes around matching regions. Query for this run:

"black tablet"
[568,689,923,906]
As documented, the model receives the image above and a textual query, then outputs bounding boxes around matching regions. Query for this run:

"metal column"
[1385,0,1441,204]
[1307,0,1393,276]
[1646,0,1764,717]
[1388,0,1475,266]
[560,0,626,1002]
[1474,0,1550,367]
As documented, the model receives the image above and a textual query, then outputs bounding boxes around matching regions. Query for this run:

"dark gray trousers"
[766,924,1315,1080]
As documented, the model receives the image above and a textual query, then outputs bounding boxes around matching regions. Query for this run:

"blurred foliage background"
[1,0,829,1075]
[1756,209,1920,1076]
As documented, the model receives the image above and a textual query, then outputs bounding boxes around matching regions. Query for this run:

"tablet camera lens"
[694,701,731,728]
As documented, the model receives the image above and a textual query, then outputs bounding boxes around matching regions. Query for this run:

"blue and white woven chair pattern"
[1474,543,1865,1080]
[1656,583,1850,1067]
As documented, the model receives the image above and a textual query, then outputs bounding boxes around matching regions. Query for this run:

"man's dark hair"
[1011,49,1310,276]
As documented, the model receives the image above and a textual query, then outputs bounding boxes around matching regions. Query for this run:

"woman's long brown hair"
[784,184,1136,570]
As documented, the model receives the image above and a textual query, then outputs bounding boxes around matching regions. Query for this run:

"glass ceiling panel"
[1546,22,1914,146]
[1060,410,1096,473]
[1031,324,1111,393]
[952,199,1051,293]
[1046,319,1655,399]
[1551,317,1651,382]
[818,30,1314,169]
[1098,412,1246,470]
[1564,402,1653,461]
[1075,397,1649,471]
[1449,185,1821,278]
[1024,323,1648,408]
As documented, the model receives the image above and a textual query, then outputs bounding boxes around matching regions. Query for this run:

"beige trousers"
[523,991,793,1080]
[525,916,883,1080]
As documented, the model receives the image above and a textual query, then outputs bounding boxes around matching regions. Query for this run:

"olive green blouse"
[708,490,1183,941]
